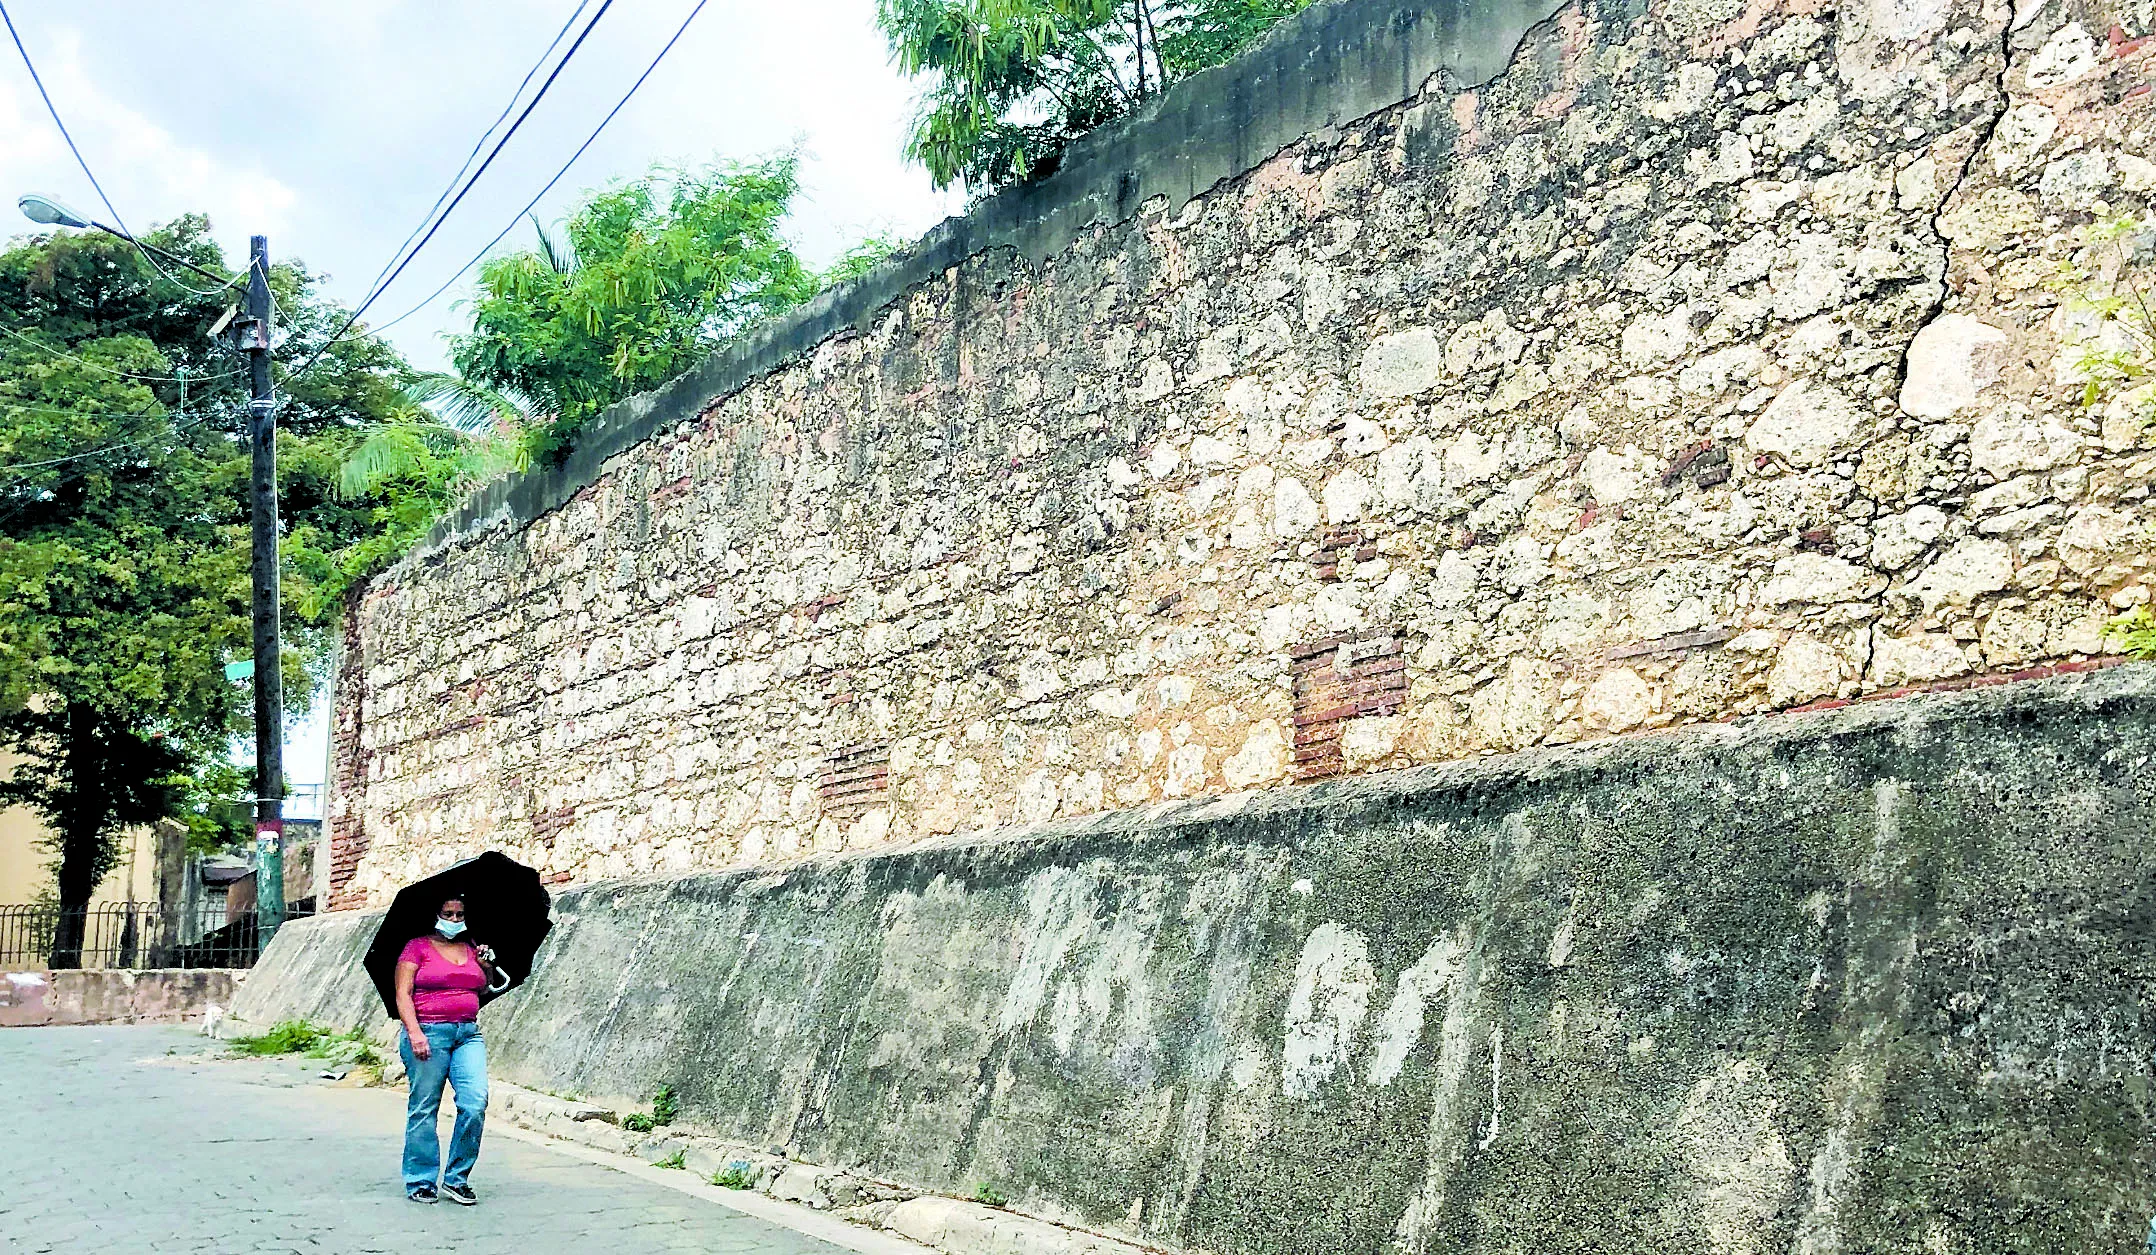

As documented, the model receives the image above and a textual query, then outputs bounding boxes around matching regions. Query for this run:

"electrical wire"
[0,409,222,483]
[0,396,239,424]
[348,0,594,321]
[0,0,236,301]
[348,0,715,342]
[0,322,244,387]
[285,0,618,383]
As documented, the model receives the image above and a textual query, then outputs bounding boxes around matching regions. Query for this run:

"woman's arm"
[472,943,499,981]
[394,959,430,1060]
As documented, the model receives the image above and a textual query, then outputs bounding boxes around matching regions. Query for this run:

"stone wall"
[250,666,2156,1252]
[330,0,2156,903]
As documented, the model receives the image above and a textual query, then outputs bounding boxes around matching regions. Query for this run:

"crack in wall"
[1852,6,2023,692]
[1895,4,2022,392]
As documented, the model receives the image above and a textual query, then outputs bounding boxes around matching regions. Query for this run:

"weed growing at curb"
[623,1084,679,1132]
[973,1183,1009,1208]
[230,1021,379,1068]
[713,1163,756,1189]
[230,1021,324,1055]
[655,1150,686,1170]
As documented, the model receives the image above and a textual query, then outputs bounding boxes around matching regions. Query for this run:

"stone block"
[1748,381,1864,468]
[1908,539,2016,610]
[1900,314,2010,418]
[769,1162,833,1208]
[1766,635,1847,707]
[637,1135,688,1165]
[1358,328,1444,398]
[1868,630,1972,687]
[883,1198,1148,1255]
[556,1117,635,1155]
[1969,409,2081,479]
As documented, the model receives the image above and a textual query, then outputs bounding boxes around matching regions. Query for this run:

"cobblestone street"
[0,1026,864,1254]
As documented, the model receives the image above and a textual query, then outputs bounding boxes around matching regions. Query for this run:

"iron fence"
[0,900,316,970]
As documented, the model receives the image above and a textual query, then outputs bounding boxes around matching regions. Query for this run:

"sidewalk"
[0,1025,880,1254]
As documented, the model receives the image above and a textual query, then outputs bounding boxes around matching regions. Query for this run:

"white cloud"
[0,29,295,260]
[2,3,961,372]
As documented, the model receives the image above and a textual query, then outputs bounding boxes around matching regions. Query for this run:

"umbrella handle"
[486,967,513,993]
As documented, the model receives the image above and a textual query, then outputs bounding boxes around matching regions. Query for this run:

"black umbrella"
[363,851,553,1020]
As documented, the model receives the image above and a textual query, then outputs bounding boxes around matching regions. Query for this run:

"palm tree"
[307,374,537,614]
[337,373,536,500]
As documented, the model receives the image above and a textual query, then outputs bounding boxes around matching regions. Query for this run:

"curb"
[483,1117,929,1255]
[489,1081,1157,1255]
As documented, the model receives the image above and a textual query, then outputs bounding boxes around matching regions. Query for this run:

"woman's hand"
[394,957,429,1060]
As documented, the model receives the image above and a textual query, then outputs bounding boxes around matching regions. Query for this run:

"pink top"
[399,936,485,1023]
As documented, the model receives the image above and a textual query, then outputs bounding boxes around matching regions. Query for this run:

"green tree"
[877,0,1310,191]
[0,221,409,963]
[310,373,530,616]
[340,157,894,583]
[452,158,822,462]
[822,233,905,286]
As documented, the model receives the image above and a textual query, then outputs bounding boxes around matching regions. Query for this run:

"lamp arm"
[89,220,243,289]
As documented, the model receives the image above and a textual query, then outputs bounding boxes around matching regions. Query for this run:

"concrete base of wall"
[0,968,240,1028]
[240,666,2156,1254]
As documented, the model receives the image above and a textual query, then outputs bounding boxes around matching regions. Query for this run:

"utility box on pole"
[242,234,285,951]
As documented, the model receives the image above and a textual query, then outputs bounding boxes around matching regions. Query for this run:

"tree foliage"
[0,220,410,958]
[877,0,1310,191]
[452,158,822,462]
[343,156,894,582]
[310,375,530,615]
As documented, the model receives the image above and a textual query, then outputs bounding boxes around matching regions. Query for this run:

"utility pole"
[15,196,292,954]
[242,234,285,950]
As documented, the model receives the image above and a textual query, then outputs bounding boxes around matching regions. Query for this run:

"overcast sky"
[0,0,963,788]
[0,0,961,370]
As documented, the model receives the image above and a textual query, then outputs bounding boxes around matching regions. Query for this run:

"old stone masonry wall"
[335,0,2156,903]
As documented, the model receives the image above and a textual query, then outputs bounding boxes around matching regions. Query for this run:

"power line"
[354,0,715,341]
[0,0,236,301]
[0,396,236,424]
[287,0,618,382]
[0,409,224,484]
[348,0,594,321]
[0,322,243,387]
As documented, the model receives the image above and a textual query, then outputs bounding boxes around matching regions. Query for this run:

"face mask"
[436,917,467,939]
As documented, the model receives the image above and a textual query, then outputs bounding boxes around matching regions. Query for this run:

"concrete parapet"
[246,666,2156,1251]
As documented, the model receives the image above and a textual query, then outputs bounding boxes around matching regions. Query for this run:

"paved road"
[0,1025,857,1254]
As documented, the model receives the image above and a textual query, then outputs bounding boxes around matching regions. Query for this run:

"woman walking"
[394,895,496,1205]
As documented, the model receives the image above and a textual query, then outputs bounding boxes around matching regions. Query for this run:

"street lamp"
[18,191,236,289]
[17,191,288,950]
[18,192,86,228]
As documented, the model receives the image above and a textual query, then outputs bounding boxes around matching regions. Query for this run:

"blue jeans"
[399,1021,487,1192]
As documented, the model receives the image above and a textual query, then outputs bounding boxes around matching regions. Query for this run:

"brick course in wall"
[1291,636,1410,780]
[330,0,2156,904]
[324,600,372,910]
[817,743,892,821]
